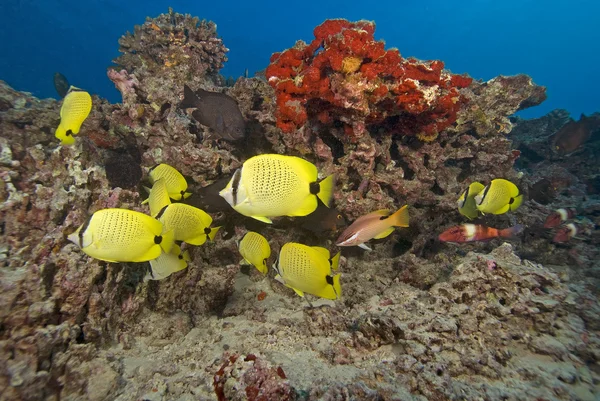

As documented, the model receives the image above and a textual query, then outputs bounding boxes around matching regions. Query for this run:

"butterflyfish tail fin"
[208,226,221,241]
[389,205,409,227]
[510,194,524,212]
[160,229,175,254]
[332,274,342,299]
[317,175,335,207]
[330,251,341,271]
[498,224,524,238]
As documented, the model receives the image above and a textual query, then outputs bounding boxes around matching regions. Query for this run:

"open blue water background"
[0,0,597,118]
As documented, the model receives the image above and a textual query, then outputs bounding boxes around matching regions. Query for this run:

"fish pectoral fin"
[373,227,395,239]
[239,258,250,266]
[291,287,305,297]
[358,243,372,251]
[215,114,226,133]
[251,216,273,224]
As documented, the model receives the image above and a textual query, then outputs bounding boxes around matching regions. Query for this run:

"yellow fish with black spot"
[238,231,271,274]
[475,179,523,215]
[457,182,485,219]
[55,86,92,145]
[142,178,171,217]
[273,242,341,300]
[149,164,192,201]
[67,208,174,262]
[156,203,220,245]
[146,244,191,281]
[219,154,334,224]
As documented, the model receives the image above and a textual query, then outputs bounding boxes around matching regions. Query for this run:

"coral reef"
[110,8,228,108]
[265,19,473,142]
[0,9,598,401]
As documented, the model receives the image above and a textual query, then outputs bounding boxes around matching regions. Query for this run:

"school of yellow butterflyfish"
[61,89,524,301]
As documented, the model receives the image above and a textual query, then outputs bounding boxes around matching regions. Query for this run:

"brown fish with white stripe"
[335,206,409,251]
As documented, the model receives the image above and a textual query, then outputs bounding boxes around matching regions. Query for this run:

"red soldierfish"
[543,208,576,228]
[553,223,578,243]
[438,224,524,243]
[336,206,409,251]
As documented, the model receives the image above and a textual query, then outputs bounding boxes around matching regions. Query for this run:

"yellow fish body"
[457,182,485,219]
[149,164,192,201]
[156,203,219,245]
[336,206,409,251]
[55,87,92,145]
[67,208,174,262]
[273,242,341,300]
[475,179,523,215]
[147,244,191,281]
[143,178,171,217]
[219,154,334,224]
[238,231,271,274]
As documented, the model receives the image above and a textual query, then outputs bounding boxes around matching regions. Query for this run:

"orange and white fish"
[543,208,576,228]
[553,223,578,243]
[438,224,523,243]
[335,206,409,251]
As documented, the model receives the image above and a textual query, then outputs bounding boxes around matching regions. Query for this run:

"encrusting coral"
[266,19,473,143]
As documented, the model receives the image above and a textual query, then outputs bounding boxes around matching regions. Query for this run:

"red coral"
[266,19,472,142]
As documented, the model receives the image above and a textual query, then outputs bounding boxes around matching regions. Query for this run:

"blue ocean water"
[0,0,597,118]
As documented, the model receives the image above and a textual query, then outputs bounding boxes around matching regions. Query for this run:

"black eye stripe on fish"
[78,215,93,247]
[231,168,242,206]
[478,183,491,205]
[460,186,469,208]
[155,204,169,219]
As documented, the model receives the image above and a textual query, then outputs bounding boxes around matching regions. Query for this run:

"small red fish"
[439,224,524,243]
[543,208,576,228]
[553,223,578,243]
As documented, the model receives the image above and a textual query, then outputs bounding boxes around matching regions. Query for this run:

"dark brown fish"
[184,177,232,213]
[53,72,70,98]
[552,114,600,155]
[181,85,245,141]
[297,202,346,234]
